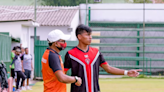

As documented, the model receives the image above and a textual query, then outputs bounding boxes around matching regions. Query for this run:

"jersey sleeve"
[48,53,62,73]
[30,54,32,60]
[11,56,17,65]
[21,54,24,60]
[11,52,15,59]
[64,52,72,72]
[99,52,108,67]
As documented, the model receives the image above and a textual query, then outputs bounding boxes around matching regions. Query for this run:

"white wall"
[0,22,22,38]
[21,26,28,48]
[30,26,78,41]
[11,42,20,50]
[80,4,164,24]
[0,21,32,51]
[70,11,79,41]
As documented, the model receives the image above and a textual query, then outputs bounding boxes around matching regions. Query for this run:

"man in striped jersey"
[64,24,142,92]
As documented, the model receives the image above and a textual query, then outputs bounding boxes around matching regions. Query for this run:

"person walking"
[10,48,26,92]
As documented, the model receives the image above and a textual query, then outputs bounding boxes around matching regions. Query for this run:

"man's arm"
[49,53,82,86]
[101,64,124,75]
[11,52,15,60]
[99,52,142,77]
[21,55,24,72]
[10,56,17,68]
[101,64,142,77]
[31,60,33,71]
[21,60,24,72]
[31,55,33,71]
[64,52,71,74]
[55,70,81,86]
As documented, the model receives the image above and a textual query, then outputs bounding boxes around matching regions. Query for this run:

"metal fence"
[88,7,164,75]
[0,33,11,72]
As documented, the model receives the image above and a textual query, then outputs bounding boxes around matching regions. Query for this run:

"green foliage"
[41,0,89,6]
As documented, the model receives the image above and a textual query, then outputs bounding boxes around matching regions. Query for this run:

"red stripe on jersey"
[64,68,69,72]
[100,61,108,67]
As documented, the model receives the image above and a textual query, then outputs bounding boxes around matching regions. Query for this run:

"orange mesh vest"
[41,49,66,92]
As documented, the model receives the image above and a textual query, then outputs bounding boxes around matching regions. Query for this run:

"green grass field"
[25,78,164,92]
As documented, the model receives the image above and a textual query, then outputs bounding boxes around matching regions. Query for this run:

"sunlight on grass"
[25,78,164,92]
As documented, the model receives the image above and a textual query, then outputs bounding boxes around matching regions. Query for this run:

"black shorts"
[11,69,15,78]
[24,69,31,78]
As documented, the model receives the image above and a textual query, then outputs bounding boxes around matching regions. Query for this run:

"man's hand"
[127,69,142,77]
[75,77,82,86]
[9,65,11,68]
[31,68,33,71]
[22,69,25,72]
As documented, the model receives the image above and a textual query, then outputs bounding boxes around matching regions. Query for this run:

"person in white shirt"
[21,48,33,90]
[10,48,26,92]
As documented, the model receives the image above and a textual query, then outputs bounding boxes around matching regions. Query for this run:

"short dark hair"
[12,46,17,50]
[75,24,92,39]
[48,43,53,46]
[25,48,28,50]
[16,46,21,49]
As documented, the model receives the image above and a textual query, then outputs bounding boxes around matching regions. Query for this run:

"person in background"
[18,46,25,72]
[11,47,16,86]
[10,48,26,92]
[21,48,33,90]
[20,47,25,57]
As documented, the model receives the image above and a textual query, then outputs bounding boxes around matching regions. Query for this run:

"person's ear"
[77,34,82,40]
[52,42,57,47]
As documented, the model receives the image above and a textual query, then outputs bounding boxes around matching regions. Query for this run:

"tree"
[41,0,89,6]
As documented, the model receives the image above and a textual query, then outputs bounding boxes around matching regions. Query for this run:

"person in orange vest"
[41,29,82,92]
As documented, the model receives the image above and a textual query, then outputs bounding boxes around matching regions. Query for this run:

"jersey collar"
[76,46,89,53]
[47,47,59,55]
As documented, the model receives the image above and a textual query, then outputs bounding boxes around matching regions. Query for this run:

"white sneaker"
[15,89,21,92]
[27,86,32,90]
[21,86,26,90]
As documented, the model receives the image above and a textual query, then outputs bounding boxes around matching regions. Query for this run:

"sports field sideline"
[24,78,164,92]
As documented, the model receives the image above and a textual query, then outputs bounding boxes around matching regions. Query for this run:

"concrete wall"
[0,22,22,38]
[0,0,43,5]
[11,42,20,50]
[30,26,73,40]
[70,11,79,41]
